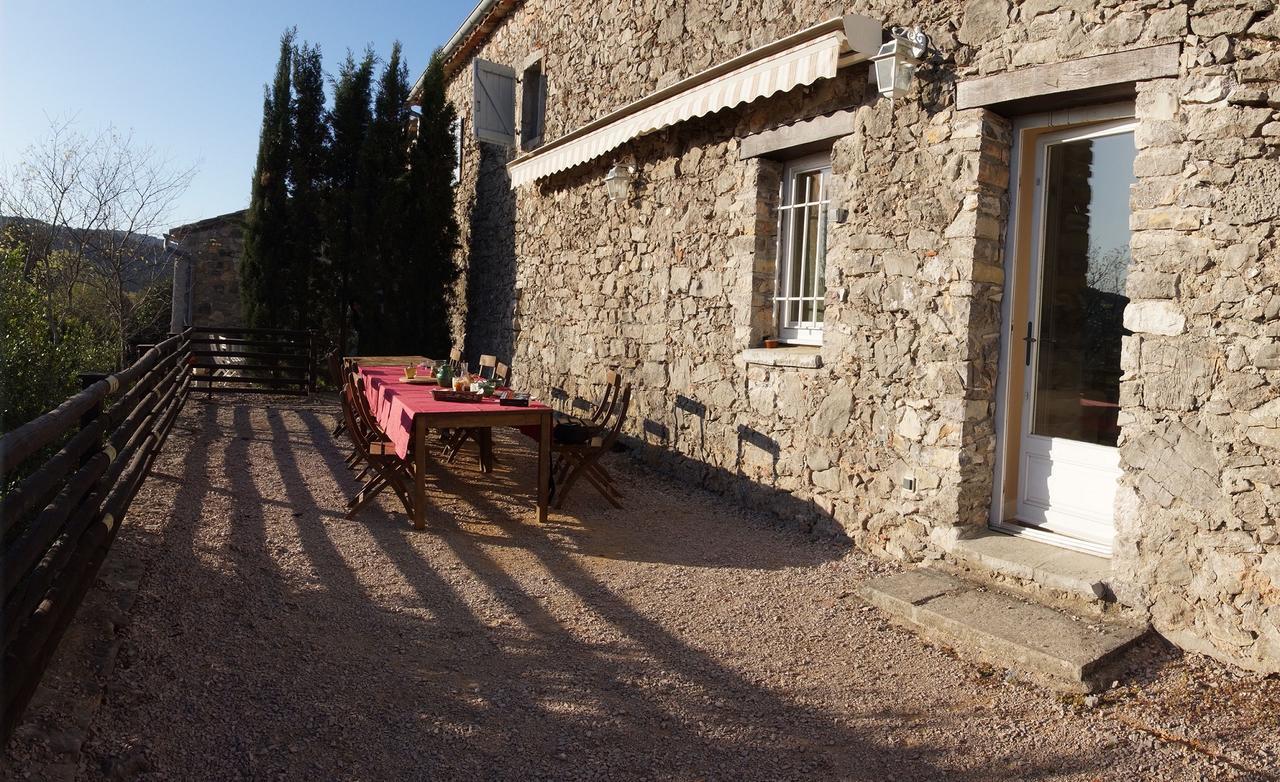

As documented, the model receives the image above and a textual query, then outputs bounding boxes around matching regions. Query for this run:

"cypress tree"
[355,42,412,354]
[404,50,460,359]
[241,28,295,329]
[325,50,375,354]
[289,40,329,335]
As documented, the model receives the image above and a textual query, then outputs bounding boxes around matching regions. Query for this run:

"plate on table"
[402,376,437,385]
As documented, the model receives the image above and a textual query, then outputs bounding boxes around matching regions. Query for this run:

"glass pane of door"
[1031,132,1136,447]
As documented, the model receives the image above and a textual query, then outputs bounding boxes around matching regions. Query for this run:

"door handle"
[1023,321,1037,366]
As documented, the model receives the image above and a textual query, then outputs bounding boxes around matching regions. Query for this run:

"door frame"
[989,101,1136,558]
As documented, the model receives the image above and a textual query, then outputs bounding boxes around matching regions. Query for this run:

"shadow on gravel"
[59,397,1136,781]
[285,402,1090,781]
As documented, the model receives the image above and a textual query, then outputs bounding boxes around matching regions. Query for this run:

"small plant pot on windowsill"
[763,339,780,349]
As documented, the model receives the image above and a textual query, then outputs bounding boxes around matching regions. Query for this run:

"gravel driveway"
[5,395,1277,781]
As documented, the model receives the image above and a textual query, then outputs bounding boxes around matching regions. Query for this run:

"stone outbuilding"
[167,210,247,332]
[415,0,1280,674]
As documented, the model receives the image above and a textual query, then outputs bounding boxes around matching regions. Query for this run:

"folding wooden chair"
[556,369,622,427]
[551,384,631,509]
[342,371,416,520]
[477,354,497,380]
[448,347,463,373]
[494,362,510,387]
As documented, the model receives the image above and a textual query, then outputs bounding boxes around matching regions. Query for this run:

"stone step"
[860,568,1150,693]
[940,530,1115,614]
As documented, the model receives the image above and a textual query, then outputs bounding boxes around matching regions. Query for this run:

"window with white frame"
[774,152,831,345]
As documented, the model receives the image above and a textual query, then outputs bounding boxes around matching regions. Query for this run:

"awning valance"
[507,14,882,188]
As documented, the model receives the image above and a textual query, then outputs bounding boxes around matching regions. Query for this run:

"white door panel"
[1012,119,1137,556]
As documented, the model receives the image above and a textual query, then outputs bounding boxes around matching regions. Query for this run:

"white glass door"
[1014,120,1137,555]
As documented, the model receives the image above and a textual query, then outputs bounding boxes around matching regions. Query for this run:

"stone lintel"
[956,43,1181,112]
[739,111,856,160]
[737,347,824,368]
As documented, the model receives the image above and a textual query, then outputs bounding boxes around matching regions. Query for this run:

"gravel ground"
[4,395,1277,781]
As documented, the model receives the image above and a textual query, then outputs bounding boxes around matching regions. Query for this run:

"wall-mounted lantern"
[871,26,935,100]
[604,161,635,202]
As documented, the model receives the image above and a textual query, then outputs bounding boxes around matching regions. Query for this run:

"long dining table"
[355,364,554,529]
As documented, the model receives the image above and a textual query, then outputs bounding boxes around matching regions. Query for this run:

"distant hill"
[0,215,172,292]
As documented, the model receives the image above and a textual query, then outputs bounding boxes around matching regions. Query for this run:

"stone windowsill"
[737,346,823,369]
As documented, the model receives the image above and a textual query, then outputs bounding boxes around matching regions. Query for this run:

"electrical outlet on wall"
[901,476,917,492]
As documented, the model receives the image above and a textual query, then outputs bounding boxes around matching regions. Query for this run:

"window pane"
[802,199,821,297]
[814,204,827,322]
[1031,132,1136,447]
[787,205,805,314]
[802,171,820,203]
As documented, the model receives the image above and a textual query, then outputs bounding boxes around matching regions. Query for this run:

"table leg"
[537,411,550,523]
[413,416,426,530]
[479,428,494,473]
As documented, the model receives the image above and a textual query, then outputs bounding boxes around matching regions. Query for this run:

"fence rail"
[0,324,315,742]
[188,325,315,395]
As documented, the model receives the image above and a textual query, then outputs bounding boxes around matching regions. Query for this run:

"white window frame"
[774,152,831,345]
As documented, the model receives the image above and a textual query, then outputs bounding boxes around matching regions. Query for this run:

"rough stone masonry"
[439,0,1280,674]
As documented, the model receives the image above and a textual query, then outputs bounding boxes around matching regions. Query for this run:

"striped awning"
[507,14,882,188]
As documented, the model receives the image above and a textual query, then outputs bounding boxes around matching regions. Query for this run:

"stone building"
[416,0,1280,673]
[167,210,247,331]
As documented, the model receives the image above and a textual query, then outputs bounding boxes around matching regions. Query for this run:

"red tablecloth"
[359,365,550,459]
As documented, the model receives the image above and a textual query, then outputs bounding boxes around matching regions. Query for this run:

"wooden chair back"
[448,348,462,372]
[478,354,497,379]
[596,384,632,449]
[326,351,343,386]
[345,370,384,440]
[495,362,510,386]
[590,369,623,425]
[340,374,375,452]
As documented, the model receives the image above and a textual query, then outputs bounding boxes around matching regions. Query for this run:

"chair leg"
[348,461,415,519]
[582,468,623,509]
[350,473,386,506]
[586,464,622,499]
[443,428,470,463]
[347,478,389,518]
[552,454,587,509]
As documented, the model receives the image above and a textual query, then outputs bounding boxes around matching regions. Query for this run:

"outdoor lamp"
[604,162,635,202]
[871,26,933,100]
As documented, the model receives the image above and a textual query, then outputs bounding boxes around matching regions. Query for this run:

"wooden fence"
[0,325,315,742]
[188,326,315,395]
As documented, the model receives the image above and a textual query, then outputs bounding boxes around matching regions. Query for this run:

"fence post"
[76,372,109,467]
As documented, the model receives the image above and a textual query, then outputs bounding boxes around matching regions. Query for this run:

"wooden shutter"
[473,59,516,146]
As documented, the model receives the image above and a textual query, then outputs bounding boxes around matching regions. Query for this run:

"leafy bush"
[0,243,114,436]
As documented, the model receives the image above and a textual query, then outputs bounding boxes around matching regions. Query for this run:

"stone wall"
[441,0,1280,673]
[169,211,246,328]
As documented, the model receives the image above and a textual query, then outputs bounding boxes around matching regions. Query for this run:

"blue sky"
[0,0,474,230]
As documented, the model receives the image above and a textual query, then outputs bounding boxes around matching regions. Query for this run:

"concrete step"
[860,568,1149,693]
[940,531,1115,614]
